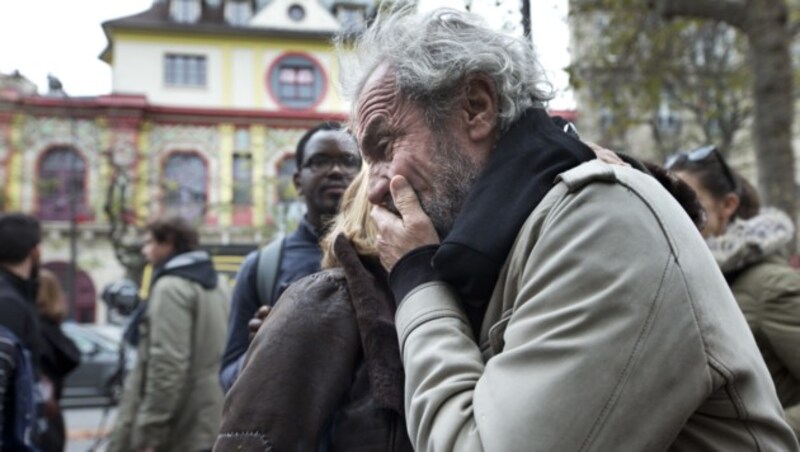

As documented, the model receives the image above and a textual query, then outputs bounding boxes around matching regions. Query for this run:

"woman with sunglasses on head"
[668,145,800,437]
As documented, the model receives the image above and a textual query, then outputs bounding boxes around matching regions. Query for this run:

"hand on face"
[371,175,439,271]
[584,141,630,167]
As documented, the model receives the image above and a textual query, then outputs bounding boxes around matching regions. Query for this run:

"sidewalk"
[64,406,116,452]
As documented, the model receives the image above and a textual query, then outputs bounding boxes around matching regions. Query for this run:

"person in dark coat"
[215,169,413,452]
[0,213,43,451]
[36,269,80,452]
[0,214,42,369]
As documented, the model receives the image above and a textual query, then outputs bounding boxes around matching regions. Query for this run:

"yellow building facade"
[0,0,371,322]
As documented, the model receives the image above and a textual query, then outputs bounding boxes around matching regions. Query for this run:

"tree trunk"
[745,0,796,223]
[655,0,797,227]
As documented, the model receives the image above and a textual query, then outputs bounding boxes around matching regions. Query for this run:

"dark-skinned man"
[219,122,361,392]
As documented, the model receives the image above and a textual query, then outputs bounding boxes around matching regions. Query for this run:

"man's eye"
[308,156,329,167]
[376,140,391,160]
[344,155,361,168]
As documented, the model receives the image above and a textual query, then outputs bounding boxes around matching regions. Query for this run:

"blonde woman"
[215,168,413,452]
[37,269,80,452]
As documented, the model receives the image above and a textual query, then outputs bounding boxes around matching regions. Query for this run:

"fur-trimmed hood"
[707,208,795,274]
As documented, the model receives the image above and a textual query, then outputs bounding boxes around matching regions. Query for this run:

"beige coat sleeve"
[133,277,195,449]
[395,182,710,451]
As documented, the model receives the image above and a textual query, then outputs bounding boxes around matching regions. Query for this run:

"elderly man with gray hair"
[347,8,799,451]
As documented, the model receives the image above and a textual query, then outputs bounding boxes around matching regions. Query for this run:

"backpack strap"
[256,234,285,307]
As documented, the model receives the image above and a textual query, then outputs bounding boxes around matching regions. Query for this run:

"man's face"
[294,130,361,220]
[28,245,41,281]
[356,68,480,238]
[142,232,174,266]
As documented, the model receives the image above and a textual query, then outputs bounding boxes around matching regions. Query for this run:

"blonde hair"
[37,269,68,323]
[321,167,378,268]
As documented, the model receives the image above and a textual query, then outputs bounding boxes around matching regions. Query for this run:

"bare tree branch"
[652,0,748,29]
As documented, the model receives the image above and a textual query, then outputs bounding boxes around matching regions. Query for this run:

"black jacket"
[39,318,80,400]
[0,268,40,372]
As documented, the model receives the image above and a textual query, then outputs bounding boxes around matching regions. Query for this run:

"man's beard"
[419,131,481,239]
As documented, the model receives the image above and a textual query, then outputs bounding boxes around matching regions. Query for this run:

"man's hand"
[585,141,630,167]
[371,176,439,271]
[248,305,271,342]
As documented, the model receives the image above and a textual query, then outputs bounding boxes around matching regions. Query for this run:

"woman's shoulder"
[289,268,347,291]
[277,268,350,309]
[733,256,800,304]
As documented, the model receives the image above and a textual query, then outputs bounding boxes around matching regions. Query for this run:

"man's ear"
[461,74,498,143]
[293,172,303,196]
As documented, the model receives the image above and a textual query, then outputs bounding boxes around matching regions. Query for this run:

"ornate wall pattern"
[145,123,220,221]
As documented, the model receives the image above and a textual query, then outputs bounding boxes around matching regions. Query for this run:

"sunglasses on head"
[665,145,739,193]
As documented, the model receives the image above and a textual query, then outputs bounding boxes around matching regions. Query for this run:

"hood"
[707,208,795,274]
[154,250,218,290]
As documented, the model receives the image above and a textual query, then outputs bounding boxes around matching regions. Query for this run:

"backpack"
[0,325,39,452]
[255,234,285,307]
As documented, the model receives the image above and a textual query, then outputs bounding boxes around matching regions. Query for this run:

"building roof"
[100,0,352,62]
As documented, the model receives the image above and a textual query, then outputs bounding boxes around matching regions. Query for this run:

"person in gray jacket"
[108,215,229,452]
[344,7,799,451]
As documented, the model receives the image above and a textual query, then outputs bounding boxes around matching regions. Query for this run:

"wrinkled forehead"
[354,64,398,142]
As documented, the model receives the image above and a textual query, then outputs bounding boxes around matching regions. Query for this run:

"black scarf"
[431,108,595,333]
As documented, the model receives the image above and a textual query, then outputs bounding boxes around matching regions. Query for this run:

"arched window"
[171,0,201,23]
[163,152,207,222]
[38,147,87,221]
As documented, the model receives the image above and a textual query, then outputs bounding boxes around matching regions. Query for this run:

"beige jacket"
[396,161,798,451]
[109,273,230,452]
[708,209,800,436]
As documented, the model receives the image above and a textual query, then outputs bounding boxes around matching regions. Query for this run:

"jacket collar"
[153,250,218,290]
[0,266,37,302]
[708,208,794,274]
[334,235,404,416]
[431,108,595,332]
[297,215,321,242]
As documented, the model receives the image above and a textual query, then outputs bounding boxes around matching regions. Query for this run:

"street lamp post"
[53,74,79,321]
[521,0,531,38]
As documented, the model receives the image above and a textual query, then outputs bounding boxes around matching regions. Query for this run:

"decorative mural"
[263,127,306,233]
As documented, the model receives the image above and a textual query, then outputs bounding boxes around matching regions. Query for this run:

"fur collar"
[707,208,794,274]
[334,234,404,416]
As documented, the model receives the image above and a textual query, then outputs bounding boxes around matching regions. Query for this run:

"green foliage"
[569,0,755,159]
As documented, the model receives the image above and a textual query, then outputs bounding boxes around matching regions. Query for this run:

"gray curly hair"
[338,7,553,133]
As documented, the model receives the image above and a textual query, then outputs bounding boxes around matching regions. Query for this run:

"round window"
[288,4,305,22]
[268,54,326,110]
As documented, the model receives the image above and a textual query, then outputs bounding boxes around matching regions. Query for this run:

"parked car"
[61,323,134,406]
